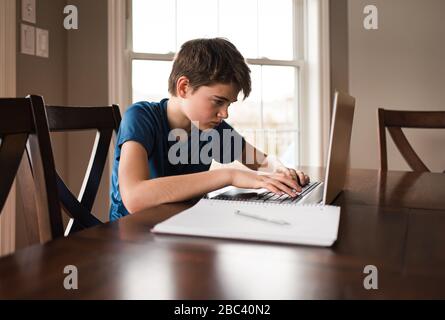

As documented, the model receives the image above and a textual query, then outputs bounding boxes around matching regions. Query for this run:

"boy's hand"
[258,155,310,188]
[229,169,303,197]
[275,166,310,187]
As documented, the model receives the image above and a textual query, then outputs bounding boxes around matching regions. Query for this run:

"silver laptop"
[207,90,356,205]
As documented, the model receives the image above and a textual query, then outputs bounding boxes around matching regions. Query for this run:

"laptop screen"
[322,91,356,204]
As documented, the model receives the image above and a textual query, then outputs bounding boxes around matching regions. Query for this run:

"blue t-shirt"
[109,99,245,221]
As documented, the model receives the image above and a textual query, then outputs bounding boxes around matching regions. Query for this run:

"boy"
[110,38,310,221]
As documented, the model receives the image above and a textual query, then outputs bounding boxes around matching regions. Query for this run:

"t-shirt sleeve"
[214,120,246,164]
[115,103,156,161]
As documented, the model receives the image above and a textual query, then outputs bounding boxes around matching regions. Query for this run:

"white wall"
[348,0,445,172]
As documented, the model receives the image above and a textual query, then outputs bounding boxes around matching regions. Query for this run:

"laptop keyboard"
[211,181,322,204]
[255,181,321,203]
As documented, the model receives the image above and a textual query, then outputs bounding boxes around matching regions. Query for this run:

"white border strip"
[0,0,17,255]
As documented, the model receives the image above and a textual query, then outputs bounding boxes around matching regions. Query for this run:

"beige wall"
[16,0,68,172]
[329,0,349,103]
[66,0,110,223]
[348,0,445,172]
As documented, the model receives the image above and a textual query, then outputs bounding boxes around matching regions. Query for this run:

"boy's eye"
[214,100,225,106]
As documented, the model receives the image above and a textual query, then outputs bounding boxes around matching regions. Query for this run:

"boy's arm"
[119,141,233,213]
[119,141,303,214]
[239,140,268,171]
[239,140,310,186]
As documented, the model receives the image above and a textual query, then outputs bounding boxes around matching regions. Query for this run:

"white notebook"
[151,197,341,247]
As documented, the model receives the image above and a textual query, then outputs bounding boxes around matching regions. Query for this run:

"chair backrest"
[377,108,445,172]
[0,97,64,243]
[30,96,121,232]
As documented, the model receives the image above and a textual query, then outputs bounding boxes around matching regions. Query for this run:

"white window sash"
[299,0,331,167]
[108,0,131,111]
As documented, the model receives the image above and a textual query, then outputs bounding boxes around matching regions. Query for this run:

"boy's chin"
[203,122,220,130]
[190,122,217,131]
[202,126,216,132]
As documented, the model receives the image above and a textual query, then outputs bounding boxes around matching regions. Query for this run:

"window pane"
[277,129,299,168]
[130,0,299,165]
[262,65,296,129]
[177,0,218,49]
[262,65,298,163]
[132,0,175,53]
[132,60,173,103]
[258,0,293,60]
[219,0,257,59]
[226,65,262,132]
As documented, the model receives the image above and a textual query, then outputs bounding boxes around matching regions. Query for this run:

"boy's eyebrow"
[213,95,238,103]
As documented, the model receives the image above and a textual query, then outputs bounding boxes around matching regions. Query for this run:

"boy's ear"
[176,76,190,98]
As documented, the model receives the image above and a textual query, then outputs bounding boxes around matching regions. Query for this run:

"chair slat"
[378,109,388,171]
[387,127,430,172]
[78,129,113,211]
[0,134,28,209]
[28,96,65,240]
[45,106,117,131]
[112,105,122,129]
[0,98,34,134]
[16,154,41,244]
[56,176,102,227]
[383,110,445,128]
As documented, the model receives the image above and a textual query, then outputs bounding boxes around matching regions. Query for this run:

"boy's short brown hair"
[168,38,251,99]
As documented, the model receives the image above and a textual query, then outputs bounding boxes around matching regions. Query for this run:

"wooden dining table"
[0,167,444,299]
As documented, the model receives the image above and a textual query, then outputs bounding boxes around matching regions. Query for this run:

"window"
[129,0,308,167]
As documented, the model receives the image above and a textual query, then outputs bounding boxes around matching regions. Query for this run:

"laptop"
[207,90,356,206]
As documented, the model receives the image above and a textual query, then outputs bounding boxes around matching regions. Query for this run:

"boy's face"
[181,82,239,131]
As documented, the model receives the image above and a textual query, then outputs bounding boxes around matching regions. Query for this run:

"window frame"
[111,0,331,168]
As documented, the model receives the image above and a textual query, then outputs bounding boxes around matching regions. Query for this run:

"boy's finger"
[270,180,296,197]
[288,168,298,180]
[279,167,292,177]
[272,174,301,192]
[287,169,303,186]
[297,171,307,186]
[264,183,281,195]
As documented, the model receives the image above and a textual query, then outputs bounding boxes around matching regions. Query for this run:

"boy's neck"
[166,97,192,133]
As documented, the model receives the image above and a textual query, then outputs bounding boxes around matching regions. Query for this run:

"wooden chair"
[28,96,121,233]
[377,108,445,172]
[0,97,64,243]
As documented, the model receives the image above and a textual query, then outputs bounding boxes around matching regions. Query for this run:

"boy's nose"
[217,107,229,119]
